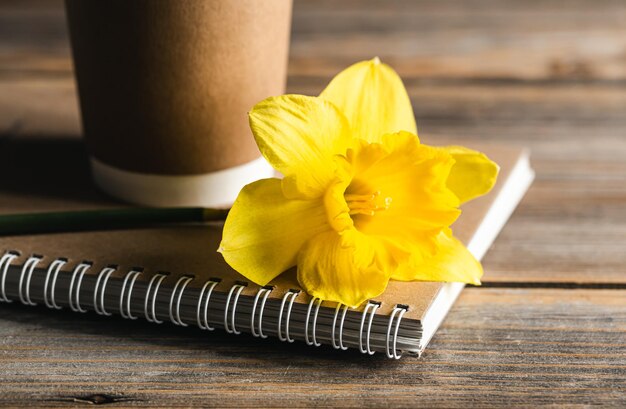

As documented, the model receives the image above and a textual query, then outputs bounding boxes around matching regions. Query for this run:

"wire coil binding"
[359,301,381,355]
[224,282,247,334]
[0,249,416,358]
[304,297,323,346]
[331,304,350,350]
[386,304,409,359]
[68,261,92,313]
[43,258,67,309]
[92,266,116,316]
[168,275,193,326]
[118,269,142,319]
[144,273,168,323]
[0,251,20,303]
[197,278,221,330]
[18,255,42,306]
[250,285,273,338]
[277,289,300,342]
[143,273,167,324]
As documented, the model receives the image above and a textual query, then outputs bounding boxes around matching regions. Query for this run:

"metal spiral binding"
[168,275,193,326]
[304,297,323,346]
[359,301,381,355]
[250,285,273,338]
[0,248,415,359]
[18,255,42,306]
[144,273,167,323]
[331,304,350,350]
[277,289,300,343]
[68,261,92,312]
[386,304,409,359]
[0,251,20,303]
[197,278,221,330]
[93,266,117,315]
[224,282,247,334]
[43,258,67,309]
[119,269,142,319]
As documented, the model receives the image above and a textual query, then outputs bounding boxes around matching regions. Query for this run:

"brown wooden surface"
[1,289,624,407]
[0,0,625,407]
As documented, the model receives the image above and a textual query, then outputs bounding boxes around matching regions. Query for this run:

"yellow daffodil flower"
[219,58,499,307]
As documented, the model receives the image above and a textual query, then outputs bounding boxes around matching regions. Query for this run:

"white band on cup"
[90,156,275,207]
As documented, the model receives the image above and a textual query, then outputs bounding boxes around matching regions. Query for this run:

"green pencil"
[0,207,229,236]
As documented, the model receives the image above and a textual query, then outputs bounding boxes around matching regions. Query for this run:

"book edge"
[415,150,535,355]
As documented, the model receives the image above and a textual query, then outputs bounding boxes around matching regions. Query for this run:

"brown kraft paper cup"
[65,0,292,207]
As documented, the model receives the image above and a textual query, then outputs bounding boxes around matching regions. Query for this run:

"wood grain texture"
[2,0,625,81]
[289,0,626,81]
[0,289,624,407]
[0,0,625,407]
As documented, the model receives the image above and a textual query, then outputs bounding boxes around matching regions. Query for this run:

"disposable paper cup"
[65,0,292,207]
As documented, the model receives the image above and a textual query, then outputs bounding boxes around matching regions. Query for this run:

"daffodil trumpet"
[220,58,499,308]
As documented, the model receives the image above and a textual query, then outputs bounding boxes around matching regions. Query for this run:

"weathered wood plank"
[1,0,625,81]
[0,288,624,407]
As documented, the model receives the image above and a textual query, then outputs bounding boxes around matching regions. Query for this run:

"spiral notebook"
[0,140,533,358]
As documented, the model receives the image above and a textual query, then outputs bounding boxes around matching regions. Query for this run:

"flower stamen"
[345,191,392,216]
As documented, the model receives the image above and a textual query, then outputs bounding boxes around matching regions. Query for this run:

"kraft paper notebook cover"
[0,139,533,358]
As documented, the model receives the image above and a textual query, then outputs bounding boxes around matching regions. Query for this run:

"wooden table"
[1,0,625,406]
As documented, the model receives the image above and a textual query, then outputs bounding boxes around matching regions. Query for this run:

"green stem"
[0,207,229,236]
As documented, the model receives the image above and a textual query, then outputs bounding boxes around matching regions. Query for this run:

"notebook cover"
[0,135,526,318]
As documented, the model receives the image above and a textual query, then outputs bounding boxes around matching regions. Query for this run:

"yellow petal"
[297,230,393,308]
[348,132,460,246]
[440,146,500,204]
[249,95,352,199]
[219,178,330,285]
[320,58,417,143]
[392,230,483,285]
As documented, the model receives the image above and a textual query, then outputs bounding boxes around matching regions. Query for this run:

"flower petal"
[391,230,483,285]
[219,178,330,285]
[249,95,352,198]
[297,230,393,307]
[348,132,461,245]
[320,58,417,143]
[440,146,500,204]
